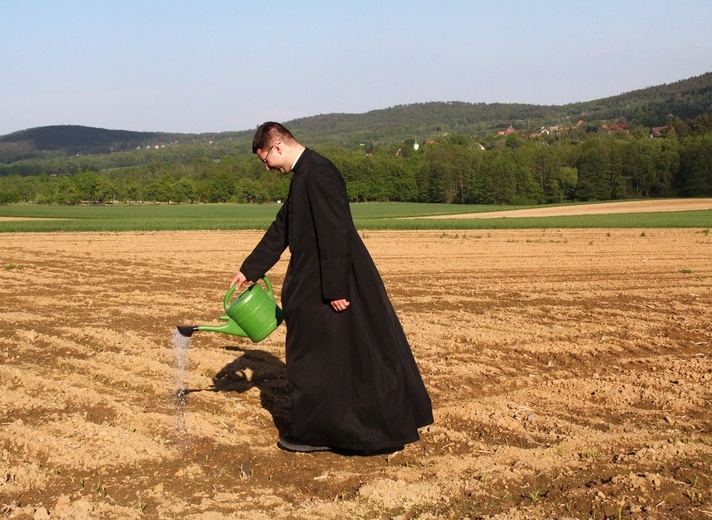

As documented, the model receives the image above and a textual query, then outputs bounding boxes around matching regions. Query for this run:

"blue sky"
[2,0,711,135]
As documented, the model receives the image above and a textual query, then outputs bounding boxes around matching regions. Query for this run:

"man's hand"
[230,271,248,289]
[330,299,350,312]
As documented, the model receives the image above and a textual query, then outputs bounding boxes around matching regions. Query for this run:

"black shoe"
[278,435,330,453]
[332,445,405,457]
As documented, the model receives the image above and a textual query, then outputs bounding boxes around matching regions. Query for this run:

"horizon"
[2,1,711,136]
[1,71,709,139]
[0,71,712,137]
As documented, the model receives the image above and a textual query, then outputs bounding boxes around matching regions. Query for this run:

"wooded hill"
[0,72,710,205]
[2,72,711,162]
[290,72,712,147]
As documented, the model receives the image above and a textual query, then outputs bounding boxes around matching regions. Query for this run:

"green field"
[0,202,710,232]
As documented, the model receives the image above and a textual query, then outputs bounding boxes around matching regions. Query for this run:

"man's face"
[257,143,287,173]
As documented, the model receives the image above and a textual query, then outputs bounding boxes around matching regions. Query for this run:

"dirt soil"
[1,211,711,518]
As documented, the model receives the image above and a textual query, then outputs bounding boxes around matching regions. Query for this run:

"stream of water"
[171,327,191,441]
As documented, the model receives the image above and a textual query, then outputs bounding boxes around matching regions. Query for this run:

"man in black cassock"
[230,122,433,453]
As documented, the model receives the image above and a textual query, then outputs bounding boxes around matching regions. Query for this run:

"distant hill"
[0,125,254,163]
[2,126,182,154]
[1,71,710,163]
[287,72,712,145]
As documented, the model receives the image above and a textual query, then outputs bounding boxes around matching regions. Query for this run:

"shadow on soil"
[185,346,291,434]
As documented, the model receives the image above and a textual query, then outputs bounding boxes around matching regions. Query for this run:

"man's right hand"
[230,271,248,289]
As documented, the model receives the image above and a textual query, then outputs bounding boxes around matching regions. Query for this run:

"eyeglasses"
[261,146,274,164]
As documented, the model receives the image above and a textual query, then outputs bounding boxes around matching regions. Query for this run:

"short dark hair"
[252,122,296,153]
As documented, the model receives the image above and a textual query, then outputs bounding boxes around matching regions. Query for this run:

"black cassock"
[240,148,433,451]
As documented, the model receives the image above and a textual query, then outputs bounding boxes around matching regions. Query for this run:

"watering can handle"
[262,276,274,298]
[224,276,274,312]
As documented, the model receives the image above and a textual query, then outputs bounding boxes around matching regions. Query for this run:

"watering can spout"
[177,316,248,338]
[196,316,248,337]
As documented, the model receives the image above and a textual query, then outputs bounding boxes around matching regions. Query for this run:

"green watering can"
[177,277,283,342]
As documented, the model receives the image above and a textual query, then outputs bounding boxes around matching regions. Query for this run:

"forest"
[1,73,711,206]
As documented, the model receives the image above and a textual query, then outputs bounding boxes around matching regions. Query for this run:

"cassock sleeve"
[305,164,352,300]
[239,200,289,282]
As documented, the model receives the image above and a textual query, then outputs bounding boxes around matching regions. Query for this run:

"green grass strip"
[0,203,709,232]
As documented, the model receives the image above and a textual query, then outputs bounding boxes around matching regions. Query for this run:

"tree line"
[1,116,711,206]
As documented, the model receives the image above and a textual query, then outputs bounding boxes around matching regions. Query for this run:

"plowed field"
[1,224,711,518]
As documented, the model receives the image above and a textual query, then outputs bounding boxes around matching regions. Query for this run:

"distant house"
[603,123,628,132]
[650,126,668,138]
[497,125,516,136]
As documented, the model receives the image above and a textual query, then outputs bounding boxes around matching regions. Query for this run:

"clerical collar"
[291,149,305,172]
